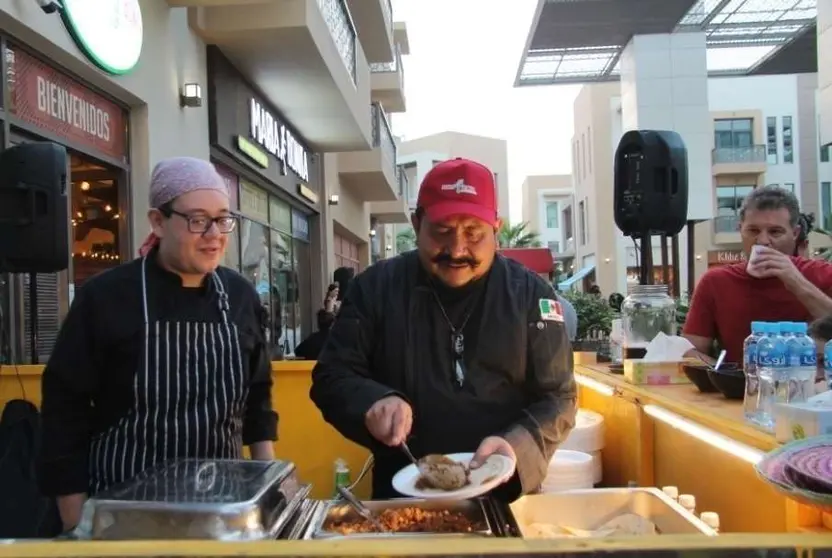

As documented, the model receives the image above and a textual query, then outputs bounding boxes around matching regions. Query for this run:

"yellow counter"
[0,361,372,501]
[574,362,831,534]
[0,535,830,557]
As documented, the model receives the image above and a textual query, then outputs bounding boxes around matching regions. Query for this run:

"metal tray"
[303,498,494,539]
[74,459,311,541]
[509,488,717,538]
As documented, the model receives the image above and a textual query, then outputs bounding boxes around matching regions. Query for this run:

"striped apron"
[88,256,247,494]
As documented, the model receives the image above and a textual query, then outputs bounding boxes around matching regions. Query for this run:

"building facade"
[519,174,574,276]
[0,0,409,363]
[571,74,832,298]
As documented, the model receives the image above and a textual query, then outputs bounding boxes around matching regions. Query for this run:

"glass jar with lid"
[621,284,676,348]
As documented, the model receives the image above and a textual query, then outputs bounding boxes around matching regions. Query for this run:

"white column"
[619,33,712,295]
[820,0,832,146]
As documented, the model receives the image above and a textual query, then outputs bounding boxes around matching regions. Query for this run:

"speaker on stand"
[614,130,689,285]
[0,142,69,364]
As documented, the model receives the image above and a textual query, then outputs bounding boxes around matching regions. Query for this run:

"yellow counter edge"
[0,535,829,557]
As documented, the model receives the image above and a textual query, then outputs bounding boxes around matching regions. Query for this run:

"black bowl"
[707,366,746,400]
[682,364,719,393]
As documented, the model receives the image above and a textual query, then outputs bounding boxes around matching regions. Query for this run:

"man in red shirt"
[683,186,832,365]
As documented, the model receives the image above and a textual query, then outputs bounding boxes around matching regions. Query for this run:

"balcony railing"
[714,214,740,233]
[318,0,357,83]
[371,102,397,179]
[396,165,409,198]
[369,45,404,90]
[712,145,766,165]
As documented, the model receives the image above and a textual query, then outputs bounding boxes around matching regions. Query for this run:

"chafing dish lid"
[94,459,294,506]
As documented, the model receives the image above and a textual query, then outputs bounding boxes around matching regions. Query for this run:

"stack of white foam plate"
[559,409,605,484]
[540,450,595,493]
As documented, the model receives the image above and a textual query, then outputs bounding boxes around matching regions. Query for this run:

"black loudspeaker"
[613,130,688,237]
[0,142,69,273]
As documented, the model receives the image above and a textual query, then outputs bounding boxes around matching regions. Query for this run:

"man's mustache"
[432,253,480,267]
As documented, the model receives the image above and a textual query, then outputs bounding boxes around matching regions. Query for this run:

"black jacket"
[310,252,577,499]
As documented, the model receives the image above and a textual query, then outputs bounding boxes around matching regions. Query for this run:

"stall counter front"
[573,362,831,534]
[0,361,372,501]
[0,534,830,557]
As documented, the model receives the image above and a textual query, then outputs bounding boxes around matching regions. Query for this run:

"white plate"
[391,452,516,500]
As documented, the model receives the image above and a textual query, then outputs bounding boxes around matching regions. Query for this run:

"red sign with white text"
[5,45,128,162]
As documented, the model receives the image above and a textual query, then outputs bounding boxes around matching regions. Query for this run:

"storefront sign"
[292,209,310,241]
[240,181,269,223]
[61,0,143,75]
[5,45,128,162]
[298,184,319,205]
[236,136,269,169]
[708,250,746,265]
[249,98,309,182]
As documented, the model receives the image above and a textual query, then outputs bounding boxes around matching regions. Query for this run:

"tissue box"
[773,401,832,442]
[623,359,690,385]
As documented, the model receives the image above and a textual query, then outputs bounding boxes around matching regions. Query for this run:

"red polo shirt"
[683,257,832,364]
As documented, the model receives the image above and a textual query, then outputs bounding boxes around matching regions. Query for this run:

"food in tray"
[414,454,470,491]
[783,444,832,493]
[525,513,659,539]
[324,506,485,534]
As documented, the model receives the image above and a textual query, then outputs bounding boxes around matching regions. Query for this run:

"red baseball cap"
[416,158,498,226]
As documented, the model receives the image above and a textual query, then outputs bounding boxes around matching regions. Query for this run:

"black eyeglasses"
[164,208,238,234]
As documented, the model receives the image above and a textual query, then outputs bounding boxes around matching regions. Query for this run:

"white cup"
[746,245,765,278]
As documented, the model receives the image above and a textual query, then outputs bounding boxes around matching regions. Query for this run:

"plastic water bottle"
[758,323,787,430]
[743,322,764,424]
[824,339,832,391]
[795,322,818,398]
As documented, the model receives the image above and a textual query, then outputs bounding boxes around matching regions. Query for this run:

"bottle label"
[744,345,757,367]
[800,350,817,367]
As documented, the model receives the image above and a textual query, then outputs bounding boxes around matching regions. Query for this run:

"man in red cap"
[311,158,576,501]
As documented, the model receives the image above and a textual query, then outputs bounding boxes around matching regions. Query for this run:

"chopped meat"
[324,507,485,534]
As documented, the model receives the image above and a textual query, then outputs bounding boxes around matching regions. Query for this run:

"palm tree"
[396,229,416,253]
[498,221,542,248]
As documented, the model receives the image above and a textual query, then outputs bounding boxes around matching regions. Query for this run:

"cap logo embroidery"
[440,179,477,196]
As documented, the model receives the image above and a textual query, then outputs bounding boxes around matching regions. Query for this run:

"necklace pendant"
[454,360,465,387]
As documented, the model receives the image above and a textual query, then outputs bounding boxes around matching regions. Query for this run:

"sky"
[389,0,582,224]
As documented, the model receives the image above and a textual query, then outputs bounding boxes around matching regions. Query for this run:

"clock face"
[61,0,144,75]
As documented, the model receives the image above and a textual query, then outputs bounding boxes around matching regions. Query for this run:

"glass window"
[715,185,753,232]
[293,237,312,341]
[587,127,592,173]
[823,182,832,230]
[545,202,559,229]
[239,217,271,336]
[782,183,795,193]
[714,118,753,149]
[578,201,586,245]
[782,116,793,164]
[270,230,295,356]
[547,241,560,254]
[766,116,777,164]
[822,144,830,163]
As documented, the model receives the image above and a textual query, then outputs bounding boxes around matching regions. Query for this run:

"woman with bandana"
[37,157,278,532]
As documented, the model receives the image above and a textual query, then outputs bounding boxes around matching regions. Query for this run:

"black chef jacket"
[37,254,278,497]
[310,251,577,500]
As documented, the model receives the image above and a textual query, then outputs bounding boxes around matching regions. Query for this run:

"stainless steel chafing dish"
[74,459,311,541]
[302,498,504,539]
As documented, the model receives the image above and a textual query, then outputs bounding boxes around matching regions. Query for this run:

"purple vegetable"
[784,445,832,494]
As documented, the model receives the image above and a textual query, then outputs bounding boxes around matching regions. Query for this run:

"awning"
[498,248,554,274]
[558,265,596,290]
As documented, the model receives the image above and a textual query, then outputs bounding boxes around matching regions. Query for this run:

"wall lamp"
[369,229,377,237]
[180,83,203,108]
[328,194,340,206]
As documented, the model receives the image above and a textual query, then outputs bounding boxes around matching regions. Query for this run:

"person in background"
[295,310,336,361]
[588,284,601,296]
[795,212,813,258]
[333,267,354,303]
[684,186,832,365]
[38,158,278,532]
[324,283,340,314]
[608,293,624,313]
[311,157,576,501]
[807,315,832,394]
[548,271,578,342]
